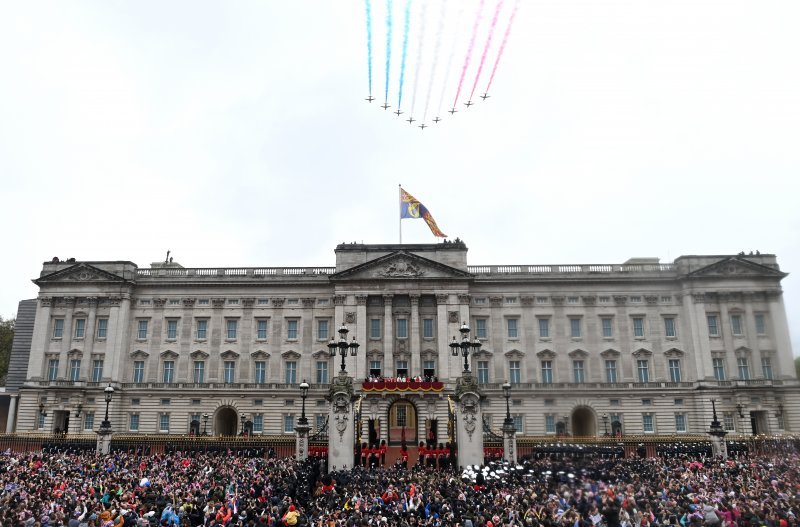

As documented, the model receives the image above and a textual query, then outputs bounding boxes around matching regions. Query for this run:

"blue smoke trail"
[365,0,373,95]
[396,0,412,111]
[384,0,393,104]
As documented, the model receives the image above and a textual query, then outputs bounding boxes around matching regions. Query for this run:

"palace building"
[4,242,798,444]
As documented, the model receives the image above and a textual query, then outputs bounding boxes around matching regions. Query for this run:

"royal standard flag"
[400,187,447,238]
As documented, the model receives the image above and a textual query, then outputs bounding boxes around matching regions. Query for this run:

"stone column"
[27,297,52,380]
[81,297,98,379]
[327,372,356,472]
[502,418,517,463]
[355,295,368,381]
[107,296,131,383]
[436,294,452,381]
[410,295,420,376]
[96,426,113,455]
[382,295,394,377]
[5,394,18,433]
[61,297,76,359]
[296,420,311,461]
[454,372,483,469]
[767,291,794,378]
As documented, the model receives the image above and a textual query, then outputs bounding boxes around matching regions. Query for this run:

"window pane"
[713,358,726,381]
[257,320,268,340]
[197,319,208,339]
[664,318,676,337]
[755,314,766,335]
[601,318,613,338]
[255,361,266,384]
[545,415,555,433]
[731,315,743,335]
[167,320,177,339]
[642,414,653,432]
[53,319,64,338]
[422,319,434,338]
[737,357,750,380]
[675,414,686,432]
[633,318,644,337]
[193,361,205,383]
[285,361,297,384]
[318,320,328,340]
[707,316,719,336]
[637,360,649,383]
[96,319,108,339]
[509,361,521,384]
[605,360,617,383]
[133,361,144,383]
[538,318,550,338]
[396,319,408,338]
[92,360,104,382]
[476,319,487,339]
[316,361,329,384]
[287,320,298,340]
[669,359,681,382]
[570,319,581,338]
[761,357,773,380]
[130,414,139,431]
[284,415,295,433]
[224,361,236,383]
[227,320,238,339]
[477,361,489,384]
[541,361,553,384]
[370,319,381,339]
[163,361,174,384]
[507,319,518,339]
[573,360,585,383]
[137,320,148,339]
[69,359,81,381]
[74,319,85,338]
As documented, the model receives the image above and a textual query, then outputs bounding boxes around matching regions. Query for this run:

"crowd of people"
[1,446,798,527]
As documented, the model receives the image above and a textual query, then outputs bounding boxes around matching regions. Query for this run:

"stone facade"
[8,243,799,443]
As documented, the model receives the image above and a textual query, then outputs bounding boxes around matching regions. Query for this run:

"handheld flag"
[399,187,447,238]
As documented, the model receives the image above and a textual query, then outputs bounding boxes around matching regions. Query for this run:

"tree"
[0,316,14,385]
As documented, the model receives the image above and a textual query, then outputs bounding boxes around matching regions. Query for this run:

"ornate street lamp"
[299,380,310,426]
[202,413,209,435]
[708,399,728,458]
[449,322,482,372]
[240,414,247,435]
[328,323,359,373]
[602,413,609,436]
[502,381,513,427]
[100,384,114,430]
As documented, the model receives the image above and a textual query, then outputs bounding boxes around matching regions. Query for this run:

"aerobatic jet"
[433,117,441,123]
[419,123,427,130]
[406,117,416,124]
[464,100,474,107]
[480,93,490,100]
[381,103,391,110]
[394,109,404,116]
[448,107,458,115]
[366,95,375,102]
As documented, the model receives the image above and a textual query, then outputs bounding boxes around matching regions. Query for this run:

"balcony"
[361,380,445,392]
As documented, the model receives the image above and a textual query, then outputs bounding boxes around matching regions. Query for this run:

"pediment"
[311,349,331,359]
[536,349,556,360]
[664,348,684,358]
[330,251,473,281]
[568,348,588,359]
[160,350,179,359]
[600,348,620,358]
[632,348,652,358]
[250,350,270,360]
[282,350,301,360]
[687,257,786,279]
[221,350,240,360]
[34,263,130,285]
[505,348,525,359]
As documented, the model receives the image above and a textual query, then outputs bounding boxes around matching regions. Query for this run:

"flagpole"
[399,184,402,244]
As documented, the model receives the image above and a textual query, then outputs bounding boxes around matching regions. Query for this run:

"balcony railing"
[467,263,675,275]
[136,267,336,279]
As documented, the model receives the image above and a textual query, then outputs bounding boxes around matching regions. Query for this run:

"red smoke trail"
[451,0,485,109]
[484,0,519,95]
[469,0,504,102]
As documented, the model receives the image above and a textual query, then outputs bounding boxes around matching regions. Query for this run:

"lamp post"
[501,380,516,463]
[708,398,728,458]
[96,384,114,455]
[299,380,310,426]
[101,384,114,430]
[562,415,569,436]
[240,414,247,435]
[202,414,209,436]
[449,322,482,372]
[328,323,359,374]
[602,413,609,436]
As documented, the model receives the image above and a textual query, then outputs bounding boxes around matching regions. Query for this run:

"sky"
[0,1,798,355]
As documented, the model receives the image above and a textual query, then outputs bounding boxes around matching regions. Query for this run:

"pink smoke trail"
[451,0,486,109]
[484,0,519,95]
[469,0,504,102]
